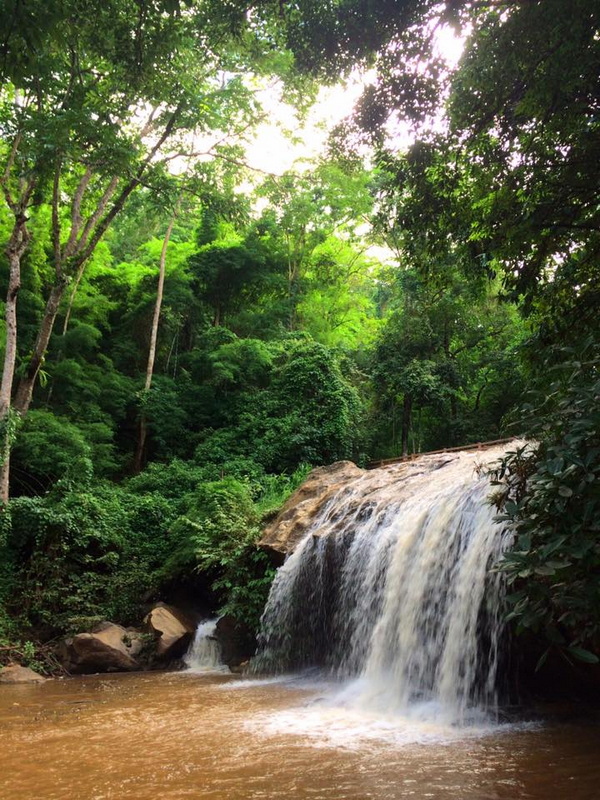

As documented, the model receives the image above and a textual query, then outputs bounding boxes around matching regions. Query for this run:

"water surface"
[1,671,599,799]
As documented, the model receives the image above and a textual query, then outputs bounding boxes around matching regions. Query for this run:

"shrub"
[492,343,600,665]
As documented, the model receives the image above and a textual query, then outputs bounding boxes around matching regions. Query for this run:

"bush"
[6,483,179,631]
[164,478,276,630]
[11,410,92,492]
[492,343,600,665]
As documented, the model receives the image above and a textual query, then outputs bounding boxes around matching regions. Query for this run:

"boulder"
[0,664,46,684]
[58,621,144,674]
[258,454,487,557]
[144,603,196,659]
[259,461,364,556]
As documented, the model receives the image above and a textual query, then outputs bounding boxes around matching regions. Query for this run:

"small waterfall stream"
[254,446,514,726]
[184,618,227,672]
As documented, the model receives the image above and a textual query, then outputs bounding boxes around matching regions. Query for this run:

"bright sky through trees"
[245,25,465,174]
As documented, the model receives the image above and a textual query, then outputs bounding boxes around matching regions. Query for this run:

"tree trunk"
[0,219,28,503]
[133,213,176,474]
[44,261,88,408]
[401,393,413,457]
[61,260,87,337]
[134,415,149,476]
[13,282,66,416]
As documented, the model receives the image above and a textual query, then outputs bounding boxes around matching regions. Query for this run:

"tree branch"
[1,132,22,210]
[72,175,119,258]
[51,160,62,275]
[62,167,93,259]
[75,104,183,267]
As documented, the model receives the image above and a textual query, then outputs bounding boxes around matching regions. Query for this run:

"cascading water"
[253,445,515,726]
[184,618,227,672]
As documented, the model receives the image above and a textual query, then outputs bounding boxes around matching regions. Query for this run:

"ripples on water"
[1,671,600,800]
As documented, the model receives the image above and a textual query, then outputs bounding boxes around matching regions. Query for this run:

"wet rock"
[58,622,143,674]
[144,603,196,659]
[215,615,256,668]
[229,660,249,675]
[258,452,503,557]
[259,461,364,556]
[0,664,47,684]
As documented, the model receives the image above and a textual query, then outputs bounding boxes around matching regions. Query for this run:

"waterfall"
[184,619,227,672]
[254,446,514,725]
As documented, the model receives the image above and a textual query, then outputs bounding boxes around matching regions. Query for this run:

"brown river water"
[2,671,600,800]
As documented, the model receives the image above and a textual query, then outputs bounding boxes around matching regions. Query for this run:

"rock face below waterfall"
[215,615,256,668]
[259,460,364,555]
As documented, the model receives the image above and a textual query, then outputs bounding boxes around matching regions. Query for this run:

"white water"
[184,618,227,672]
[254,446,515,730]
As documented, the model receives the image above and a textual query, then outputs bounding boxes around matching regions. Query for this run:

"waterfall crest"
[254,445,514,725]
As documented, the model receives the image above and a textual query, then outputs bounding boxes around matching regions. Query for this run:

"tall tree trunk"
[401,393,413,458]
[13,282,66,416]
[133,212,177,474]
[0,218,28,503]
[61,260,87,338]
[44,262,88,407]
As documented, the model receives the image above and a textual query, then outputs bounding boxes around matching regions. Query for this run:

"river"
[2,670,599,799]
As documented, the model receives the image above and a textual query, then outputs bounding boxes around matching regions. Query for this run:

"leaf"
[567,646,599,664]
[535,648,550,672]
[534,565,558,576]
[504,500,518,515]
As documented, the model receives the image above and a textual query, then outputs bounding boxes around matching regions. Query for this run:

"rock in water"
[58,622,143,674]
[144,603,196,659]
[0,664,46,684]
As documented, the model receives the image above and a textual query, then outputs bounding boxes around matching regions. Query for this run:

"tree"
[296,235,383,349]
[280,0,599,338]
[371,267,524,457]
[0,0,282,500]
[255,162,373,329]
[133,206,179,474]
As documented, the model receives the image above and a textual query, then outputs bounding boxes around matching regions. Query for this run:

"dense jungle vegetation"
[0,0,598,670]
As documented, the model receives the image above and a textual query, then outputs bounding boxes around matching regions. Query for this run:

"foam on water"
[243,676,539,751]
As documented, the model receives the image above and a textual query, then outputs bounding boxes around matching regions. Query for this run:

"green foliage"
[164,478,276,630]
[270,337,362,467]
[12,410,93,492]
[254,463,312,518]
[6,483,178,630]
[142,375,192,461]
[370,267,524,457]
[193,335,363,473]
[491,343,600,663]
[0,406,22,470]
[125,459,209,506]
[209,338,274,390]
